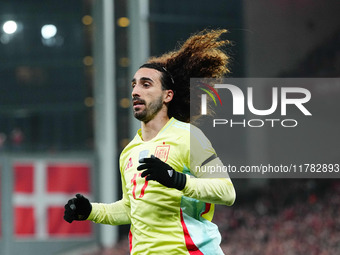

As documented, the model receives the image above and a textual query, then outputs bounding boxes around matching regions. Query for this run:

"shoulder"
[169,118,190,133]
[160,118,190,141]
[166,118,212,149]
[190,123,213,151]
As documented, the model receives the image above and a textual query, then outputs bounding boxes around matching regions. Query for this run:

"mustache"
[132,97,146,104]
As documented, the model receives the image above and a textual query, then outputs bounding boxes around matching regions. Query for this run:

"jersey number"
[131,173,149,199]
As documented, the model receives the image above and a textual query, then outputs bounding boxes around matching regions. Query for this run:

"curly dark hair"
[141,29,231,123]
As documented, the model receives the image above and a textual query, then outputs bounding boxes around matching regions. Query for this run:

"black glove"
[64,194,92,223]
[137,155,186,190]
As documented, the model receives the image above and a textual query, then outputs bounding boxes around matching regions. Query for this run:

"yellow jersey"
[88,118,235,254]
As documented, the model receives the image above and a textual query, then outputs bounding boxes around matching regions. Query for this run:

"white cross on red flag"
[13,160,93,239]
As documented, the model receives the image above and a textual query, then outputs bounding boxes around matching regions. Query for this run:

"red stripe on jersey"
[201,203,211,217]
[129,230,133,253]
[180,209,204,255]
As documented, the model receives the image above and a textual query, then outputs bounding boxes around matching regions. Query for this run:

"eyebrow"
[131,77,154,83]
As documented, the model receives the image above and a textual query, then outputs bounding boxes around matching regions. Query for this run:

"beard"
[133,95,164,123]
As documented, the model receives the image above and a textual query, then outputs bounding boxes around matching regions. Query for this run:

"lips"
[132,98,145,109]
[133,100,144,106]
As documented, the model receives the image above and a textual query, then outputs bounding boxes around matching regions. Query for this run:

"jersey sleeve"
[87,197,131,225]
[189,125,216,176]
[182,177,235,206]
[87,156,131,225]
[184,125,236,206]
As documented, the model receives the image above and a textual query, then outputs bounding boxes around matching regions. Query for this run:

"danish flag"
[13,160,93,239]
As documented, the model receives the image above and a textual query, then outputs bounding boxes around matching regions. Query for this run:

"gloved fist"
[137,155,186,190]
[64,194,92,223]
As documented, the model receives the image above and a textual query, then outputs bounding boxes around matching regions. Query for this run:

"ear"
[163,89,174,103]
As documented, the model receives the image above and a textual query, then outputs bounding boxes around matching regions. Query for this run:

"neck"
[141,113,170,141]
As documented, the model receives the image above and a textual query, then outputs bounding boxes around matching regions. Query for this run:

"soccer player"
[64,29,236,254]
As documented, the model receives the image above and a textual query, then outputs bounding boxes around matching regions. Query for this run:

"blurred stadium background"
[0,0,339,254]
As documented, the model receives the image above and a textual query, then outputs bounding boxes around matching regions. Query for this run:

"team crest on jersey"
[154,145,170,162]
[125,157,133,170]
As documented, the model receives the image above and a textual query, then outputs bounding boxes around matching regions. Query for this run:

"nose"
[131,84,141,98]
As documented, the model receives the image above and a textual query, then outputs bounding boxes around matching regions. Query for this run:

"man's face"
[131,68,169,122]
